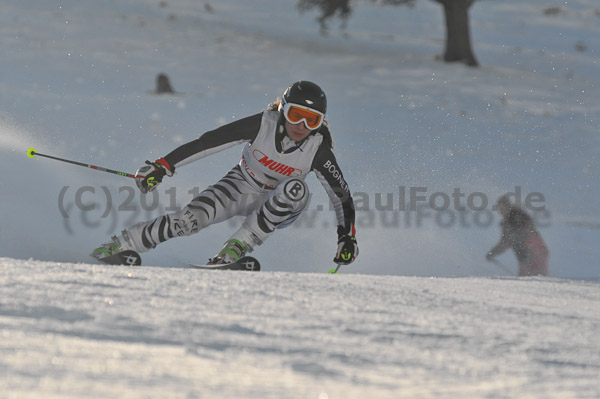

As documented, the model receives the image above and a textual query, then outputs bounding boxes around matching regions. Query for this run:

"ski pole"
[27,148,141,179]
[490,258,514,276]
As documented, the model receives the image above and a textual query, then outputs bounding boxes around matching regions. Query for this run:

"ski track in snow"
[1,258,599,398]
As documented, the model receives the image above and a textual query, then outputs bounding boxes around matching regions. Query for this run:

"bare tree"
[434,0,478,66]
[297,0,479,67]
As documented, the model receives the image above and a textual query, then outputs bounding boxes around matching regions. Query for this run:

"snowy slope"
[1,258,599,398]
[1,0,600,397]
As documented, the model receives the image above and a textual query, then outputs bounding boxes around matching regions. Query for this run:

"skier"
[486,194,549,276]
[92,81,358,266]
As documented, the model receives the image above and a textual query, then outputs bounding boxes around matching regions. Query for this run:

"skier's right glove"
[135,157,174,193]
[333,224,358,265]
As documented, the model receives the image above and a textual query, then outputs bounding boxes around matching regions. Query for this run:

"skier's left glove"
[135,157,174,193]
[333,224,358,265]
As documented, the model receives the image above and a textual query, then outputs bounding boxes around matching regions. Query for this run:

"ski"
[95,250,142,266]
[93,251,259,271]
[188,256,260,271]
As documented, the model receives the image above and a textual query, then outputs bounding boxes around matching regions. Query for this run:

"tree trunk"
[436,0,478,67]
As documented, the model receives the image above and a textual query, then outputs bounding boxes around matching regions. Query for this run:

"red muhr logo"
[253,150,302,177]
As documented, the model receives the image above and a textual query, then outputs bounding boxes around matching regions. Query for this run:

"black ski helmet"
[282,81,327,114]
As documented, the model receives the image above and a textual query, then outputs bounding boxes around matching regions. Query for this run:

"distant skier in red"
[486,194,549,276]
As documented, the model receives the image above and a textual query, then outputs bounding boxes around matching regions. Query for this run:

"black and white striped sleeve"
[163,112,263,169]
[312,144,356,232]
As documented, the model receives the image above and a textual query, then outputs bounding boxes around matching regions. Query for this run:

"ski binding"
[188,256,260,271]
[95,250,142,266]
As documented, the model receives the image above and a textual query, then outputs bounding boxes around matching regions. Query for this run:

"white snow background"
[0,0,599,397]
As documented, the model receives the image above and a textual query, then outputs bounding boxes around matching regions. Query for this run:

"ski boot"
[91,230,140,265]
[208,239,247,265]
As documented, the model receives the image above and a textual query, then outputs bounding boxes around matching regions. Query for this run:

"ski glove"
[135,157,174,193]
[333,224,358,265]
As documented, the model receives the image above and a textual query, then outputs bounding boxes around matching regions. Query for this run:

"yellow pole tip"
[27,148,36,158]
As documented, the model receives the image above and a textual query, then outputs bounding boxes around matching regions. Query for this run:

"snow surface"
[1,0,599,397]
[1,258,599,398]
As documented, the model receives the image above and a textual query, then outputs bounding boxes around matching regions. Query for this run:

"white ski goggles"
[282,102,325,130]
